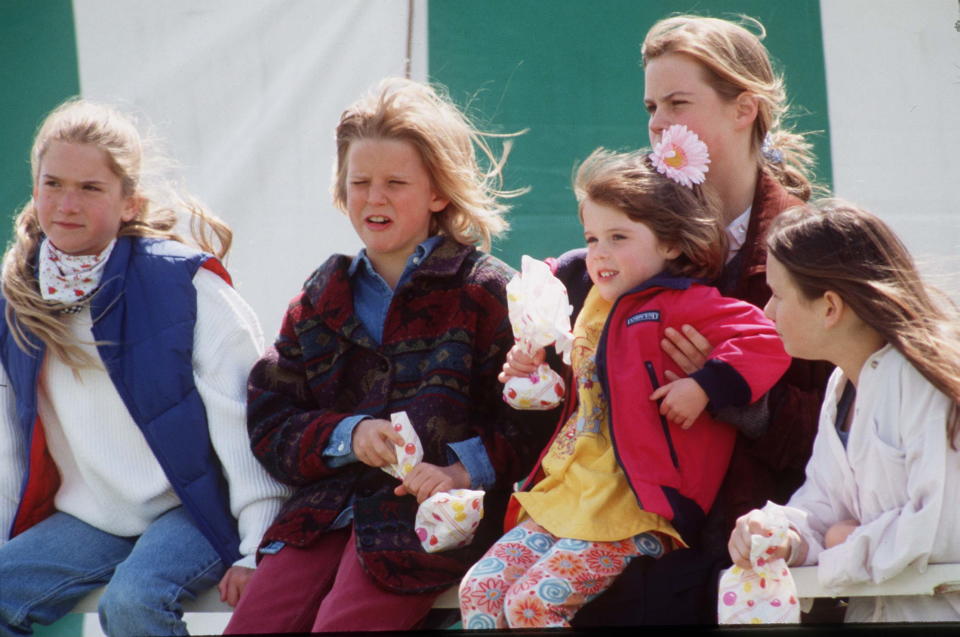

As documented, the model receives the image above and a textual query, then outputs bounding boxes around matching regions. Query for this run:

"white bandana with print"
[38,238,116,304]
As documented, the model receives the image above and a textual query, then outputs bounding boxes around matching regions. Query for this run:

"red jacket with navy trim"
[508,275,791,545]
[542,173,833,550]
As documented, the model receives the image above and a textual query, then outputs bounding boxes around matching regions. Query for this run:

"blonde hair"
[332,77,524,252]
[768,199,960,448]
[574,147,726,281]
[2,98,232,368]
[642,14,817,201]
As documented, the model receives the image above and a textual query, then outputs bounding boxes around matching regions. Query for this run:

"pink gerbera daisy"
[649,124,710,188]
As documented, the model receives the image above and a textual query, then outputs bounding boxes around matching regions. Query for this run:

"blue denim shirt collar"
[347,234,444,282]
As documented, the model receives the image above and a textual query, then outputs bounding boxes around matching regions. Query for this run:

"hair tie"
[762,132,784,164]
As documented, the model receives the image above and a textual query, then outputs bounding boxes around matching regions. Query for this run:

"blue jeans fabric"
[0,507,225,637]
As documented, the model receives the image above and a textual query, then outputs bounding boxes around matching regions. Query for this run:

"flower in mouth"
[649,124,710,188]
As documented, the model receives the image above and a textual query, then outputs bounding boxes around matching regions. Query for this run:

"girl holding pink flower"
[458,135,793,629]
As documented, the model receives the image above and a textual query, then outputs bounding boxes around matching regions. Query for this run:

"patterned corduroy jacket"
[247,237,554,593]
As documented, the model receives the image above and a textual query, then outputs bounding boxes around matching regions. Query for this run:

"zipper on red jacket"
[645,361,680,469]
[596,292,644,511]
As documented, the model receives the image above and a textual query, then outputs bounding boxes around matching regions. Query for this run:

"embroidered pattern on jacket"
[626,310,661,326]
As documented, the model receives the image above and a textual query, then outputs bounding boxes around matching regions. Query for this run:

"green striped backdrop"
[428,0,831,266]
[0,1,830,269]
[1,0,80,248]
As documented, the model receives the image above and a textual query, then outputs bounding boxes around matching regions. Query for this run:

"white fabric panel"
[74,0,428,338]
[820,0,960,294]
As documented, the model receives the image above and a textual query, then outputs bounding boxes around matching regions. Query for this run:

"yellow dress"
[514,287,683,545]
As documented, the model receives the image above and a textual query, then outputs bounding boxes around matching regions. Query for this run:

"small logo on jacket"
[626,310,661,326]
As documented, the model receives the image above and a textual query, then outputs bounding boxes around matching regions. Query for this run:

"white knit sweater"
[0,268,290,568]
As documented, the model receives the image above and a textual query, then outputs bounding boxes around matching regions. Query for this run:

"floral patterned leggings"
[458,518,668,629]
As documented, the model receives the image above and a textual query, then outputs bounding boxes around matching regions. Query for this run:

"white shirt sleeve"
[814,358,952,588]
[769,369,852,567]
[776,350,959,592]
[0,360,25,544]
[191,268,291,569]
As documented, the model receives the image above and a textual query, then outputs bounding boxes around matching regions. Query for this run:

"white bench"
[72,585,230,614]
[69,582,460,614]
[61,584,459,636]
[62,563,960,630]
[792,563,960,599]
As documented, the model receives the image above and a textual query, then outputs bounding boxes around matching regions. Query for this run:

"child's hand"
[497,345,545,383]
[352,418,405,468]
[649,377,708,429]
[661,324,713,374]
[394,461,471,503]
[728,509,806,569]
[824,519,859,548]
[218,565,254,607]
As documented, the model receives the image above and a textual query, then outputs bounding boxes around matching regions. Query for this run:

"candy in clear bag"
[503,255,573,411]
[717,504,801,624]
[381,412,485,553]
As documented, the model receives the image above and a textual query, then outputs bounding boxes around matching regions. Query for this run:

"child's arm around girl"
[728,200,960,622]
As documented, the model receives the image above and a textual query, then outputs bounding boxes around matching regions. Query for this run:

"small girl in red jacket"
[458,127,792,629]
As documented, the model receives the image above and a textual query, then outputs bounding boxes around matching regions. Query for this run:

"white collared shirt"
[725,207,752,263]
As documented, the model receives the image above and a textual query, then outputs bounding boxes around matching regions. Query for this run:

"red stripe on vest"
[200,258,233,286]
[12,417,60,537]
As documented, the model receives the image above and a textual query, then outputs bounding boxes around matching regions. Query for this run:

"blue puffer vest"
[0,236,241,565]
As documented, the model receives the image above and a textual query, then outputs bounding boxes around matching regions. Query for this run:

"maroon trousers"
[224,526,441,633]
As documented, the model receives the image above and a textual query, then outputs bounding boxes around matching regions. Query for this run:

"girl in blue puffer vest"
[0,99,289,637]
